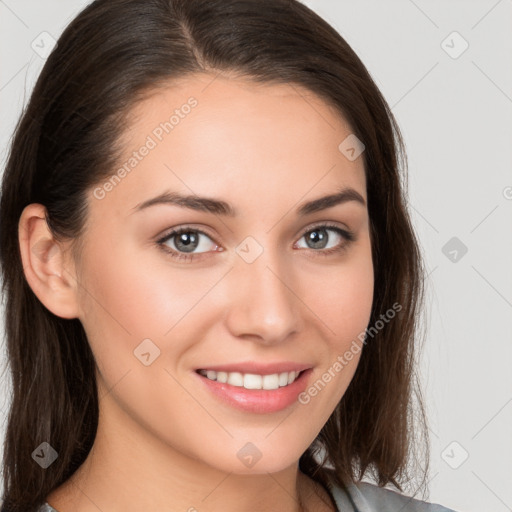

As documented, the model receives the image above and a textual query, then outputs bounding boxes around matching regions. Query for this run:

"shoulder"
[327,479,460,512]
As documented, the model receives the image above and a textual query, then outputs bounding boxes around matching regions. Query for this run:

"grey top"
[39,479,459,511]
[327,480,458,511]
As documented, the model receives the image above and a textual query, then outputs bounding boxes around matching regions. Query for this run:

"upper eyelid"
[299,221,351,235]
[157,225,215,244]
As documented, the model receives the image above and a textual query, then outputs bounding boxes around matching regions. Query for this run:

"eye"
[294,223,355,256]
[157,227,221,262]
[156,223,355,263]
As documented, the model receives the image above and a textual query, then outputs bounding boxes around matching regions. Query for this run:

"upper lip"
[196,361,313,375]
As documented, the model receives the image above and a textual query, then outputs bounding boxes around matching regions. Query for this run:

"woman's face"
[72,74,374,474]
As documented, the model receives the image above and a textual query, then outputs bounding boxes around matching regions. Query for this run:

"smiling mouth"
[195,368,305,390]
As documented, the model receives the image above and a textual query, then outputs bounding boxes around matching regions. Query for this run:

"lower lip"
[194,369,313,414]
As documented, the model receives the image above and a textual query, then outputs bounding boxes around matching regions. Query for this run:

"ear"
[18,203,81,319]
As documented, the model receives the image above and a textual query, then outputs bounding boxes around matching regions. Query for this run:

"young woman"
[0,1,459,511]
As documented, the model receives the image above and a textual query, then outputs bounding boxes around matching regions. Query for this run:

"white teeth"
[262,374,279,390]
[216,371,228,383]
[198,369,302,390]
[206,370,217,380]
[278,372,289,387]
[227,372,243,387]
[244,373,262,389]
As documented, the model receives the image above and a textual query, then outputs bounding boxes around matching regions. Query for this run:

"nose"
[223,246,302,345]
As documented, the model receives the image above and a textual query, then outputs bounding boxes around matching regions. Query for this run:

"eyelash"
[156,222,356,263]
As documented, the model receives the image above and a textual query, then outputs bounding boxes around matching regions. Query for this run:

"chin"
[200,442,304,476]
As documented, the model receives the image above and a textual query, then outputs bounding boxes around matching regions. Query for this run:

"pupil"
[176,232,198,252]
[308,229,327,249]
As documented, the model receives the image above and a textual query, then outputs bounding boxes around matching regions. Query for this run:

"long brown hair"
[0,1,428,510]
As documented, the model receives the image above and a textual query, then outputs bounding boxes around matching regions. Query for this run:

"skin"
[19,73,374,512]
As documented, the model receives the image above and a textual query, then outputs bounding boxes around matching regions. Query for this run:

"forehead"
[91,73,367,219]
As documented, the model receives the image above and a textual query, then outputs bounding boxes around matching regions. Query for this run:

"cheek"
[304,245,374,345]
[77,238,213,337]
[297,242,373,407]
[75,237,232,390]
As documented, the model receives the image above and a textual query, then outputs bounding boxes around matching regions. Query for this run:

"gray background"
[1,1,511,511]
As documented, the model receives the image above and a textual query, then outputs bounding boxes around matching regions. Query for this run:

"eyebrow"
[131,186,366,216]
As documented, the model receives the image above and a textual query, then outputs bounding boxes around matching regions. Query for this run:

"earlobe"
[18,203,80,319]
